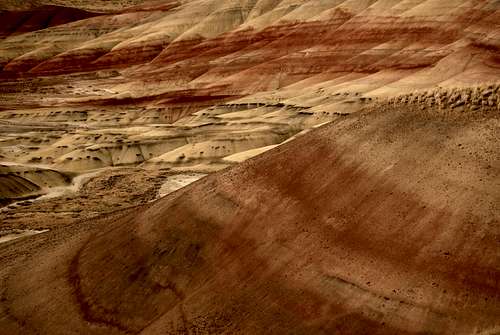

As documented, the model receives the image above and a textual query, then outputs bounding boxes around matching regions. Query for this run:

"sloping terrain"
[0,0,499,334]
[0,163,71,205]
[0,0,498,211]
[0,5,99,40]
[0,93,498,334]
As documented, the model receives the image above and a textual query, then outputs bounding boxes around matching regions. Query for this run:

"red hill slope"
[0,96,498,334]
[0,6,100,40]
[1,0,499,93]
[0,1,499,334]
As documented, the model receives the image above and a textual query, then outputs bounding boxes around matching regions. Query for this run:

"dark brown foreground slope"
[0,97,498,334]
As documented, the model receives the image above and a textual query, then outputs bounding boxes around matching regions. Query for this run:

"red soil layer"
[2,4,497,87]
[0,103,498,334]
[74,88,240,122]
[0,2,499,333]
[0,5,99,39]
[0,1,498,125]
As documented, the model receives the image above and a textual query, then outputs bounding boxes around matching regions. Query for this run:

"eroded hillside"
[1,0,499,225]
[0,1,499,334]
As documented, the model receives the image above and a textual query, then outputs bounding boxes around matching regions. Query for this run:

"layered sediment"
[1,91,498,334]
[0,1,499,334]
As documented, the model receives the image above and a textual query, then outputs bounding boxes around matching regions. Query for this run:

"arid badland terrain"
[0,0,499,334]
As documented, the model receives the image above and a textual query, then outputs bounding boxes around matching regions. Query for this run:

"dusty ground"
[2,167,167,230]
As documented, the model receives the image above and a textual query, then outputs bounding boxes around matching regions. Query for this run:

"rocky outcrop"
[383,84,500,113]
[0,164,71,205]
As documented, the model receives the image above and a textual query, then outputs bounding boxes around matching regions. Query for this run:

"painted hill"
[0,0,498,200]
[1,88,499,334]
[0,1,499,334]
